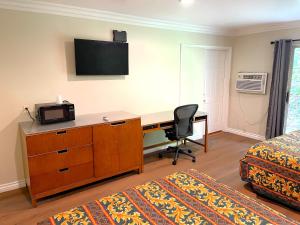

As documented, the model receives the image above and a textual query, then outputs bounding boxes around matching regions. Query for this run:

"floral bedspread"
[240,131,300,210]
[39,169,298,225]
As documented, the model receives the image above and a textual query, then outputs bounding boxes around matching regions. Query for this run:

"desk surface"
[20,110,207,135]
[141,111,207,127]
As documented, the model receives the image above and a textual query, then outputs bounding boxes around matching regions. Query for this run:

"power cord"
[24,107,35,122]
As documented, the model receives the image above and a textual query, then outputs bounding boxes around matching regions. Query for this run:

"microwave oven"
[35,101,75,125]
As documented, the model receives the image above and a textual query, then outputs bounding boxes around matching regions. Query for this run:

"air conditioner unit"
[236,72,268,94]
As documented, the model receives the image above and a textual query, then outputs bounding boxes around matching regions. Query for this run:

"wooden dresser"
[20,111,143,206]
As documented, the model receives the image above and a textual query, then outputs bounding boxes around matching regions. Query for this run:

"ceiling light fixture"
[179,0,195,6]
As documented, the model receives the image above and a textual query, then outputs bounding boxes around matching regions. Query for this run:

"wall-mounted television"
[74,39,129,75]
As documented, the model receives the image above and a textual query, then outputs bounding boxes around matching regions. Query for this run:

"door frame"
[179,44,232,131]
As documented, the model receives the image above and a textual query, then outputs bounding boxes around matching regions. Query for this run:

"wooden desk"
[141,111,208,152]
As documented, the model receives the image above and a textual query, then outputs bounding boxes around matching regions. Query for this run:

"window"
[285,47,300,133]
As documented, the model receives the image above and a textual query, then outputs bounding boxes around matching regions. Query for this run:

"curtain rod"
[270,39,300,44]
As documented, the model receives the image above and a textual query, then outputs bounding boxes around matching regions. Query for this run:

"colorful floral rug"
[39,169,299,225]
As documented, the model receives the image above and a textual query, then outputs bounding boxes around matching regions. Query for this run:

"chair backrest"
[174,104,198,138]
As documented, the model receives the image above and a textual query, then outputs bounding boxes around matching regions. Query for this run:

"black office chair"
[159,104,198,165]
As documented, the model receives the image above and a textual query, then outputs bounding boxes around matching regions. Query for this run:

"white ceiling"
[37,0,300,29]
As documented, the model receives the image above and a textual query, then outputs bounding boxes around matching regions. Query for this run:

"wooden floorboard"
[0,132,299,224]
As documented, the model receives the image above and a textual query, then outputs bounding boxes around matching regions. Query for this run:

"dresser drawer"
[26,126,92,156]
[28,145,93,176]
[30,162,94,194]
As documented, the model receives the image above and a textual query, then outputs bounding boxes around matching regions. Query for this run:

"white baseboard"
[0,180,26,193]
[224,128,265,141]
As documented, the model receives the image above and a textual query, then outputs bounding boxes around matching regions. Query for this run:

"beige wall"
[229,28,300,137]
[0,9,232,186]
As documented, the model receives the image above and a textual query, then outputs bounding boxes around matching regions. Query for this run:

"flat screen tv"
[74,39,129,75]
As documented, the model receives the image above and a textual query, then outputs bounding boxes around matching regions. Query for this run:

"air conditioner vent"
[236,72,268,94]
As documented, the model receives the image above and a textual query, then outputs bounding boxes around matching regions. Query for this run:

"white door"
[180,46,227,138]
[203,49,226,133]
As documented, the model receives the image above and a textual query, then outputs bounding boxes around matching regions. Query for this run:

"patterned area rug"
[39,169,299,225]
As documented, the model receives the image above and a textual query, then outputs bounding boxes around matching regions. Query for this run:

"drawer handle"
[57,149,68,154]
[110,121,126,126]
[59,168,69,173]
[56,130,67,135]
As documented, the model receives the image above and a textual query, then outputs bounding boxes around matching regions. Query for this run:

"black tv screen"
[74,39,129,75]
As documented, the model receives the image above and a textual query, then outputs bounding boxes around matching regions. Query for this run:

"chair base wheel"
[172,160,177,165]
[188,149,192,153]
[158,153,162,159]
[192,158,196,163]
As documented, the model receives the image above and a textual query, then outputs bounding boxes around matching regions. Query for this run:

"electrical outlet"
[23,105,36,121]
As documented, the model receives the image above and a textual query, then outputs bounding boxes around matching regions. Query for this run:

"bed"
[240,131,300,210]
[39,169,298,225]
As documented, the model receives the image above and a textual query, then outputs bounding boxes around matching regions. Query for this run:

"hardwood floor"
[0,132,299,224]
